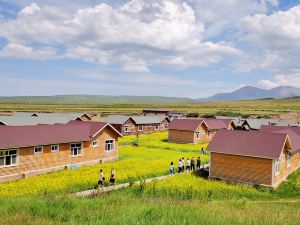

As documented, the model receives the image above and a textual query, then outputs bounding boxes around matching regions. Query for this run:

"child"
[191,157,195,171]
[110,168,116,186]
[181,157,185,173]
[170,162,175,175]
[186,158,191,172]
[178,159,183,173]
[97,169,105,188]
[196,157,201,170]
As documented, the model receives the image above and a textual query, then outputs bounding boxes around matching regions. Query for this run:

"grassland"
[0,98,300,116]
[1,132,300,224]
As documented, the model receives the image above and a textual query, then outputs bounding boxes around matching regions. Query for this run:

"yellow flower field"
[0,132,209,197]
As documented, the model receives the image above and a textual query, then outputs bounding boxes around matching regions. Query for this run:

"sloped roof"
[102,115,132,125]
[0,113,91,126]
[168,119,206,131]
[132,115,169,125]
[260,125,300,152]
[207,130,288,159]
[242,119,280,130]
[204,119,235,130]
[0,121,122,149]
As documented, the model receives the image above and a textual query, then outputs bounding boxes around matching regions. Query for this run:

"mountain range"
[0,86,299,104]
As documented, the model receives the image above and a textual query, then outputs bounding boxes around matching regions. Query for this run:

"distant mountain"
[0,95,196,104]
[201,86,300,101]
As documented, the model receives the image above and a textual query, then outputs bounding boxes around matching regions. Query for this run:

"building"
[240,119,280,130]
[0,112,92,126]
[142,109,183,120]
[203,118,236,140]
[132,115,170,134]
[0,121,122,183]
[168,119,209,144]
[207,129,300,188]
[102,115,137,136]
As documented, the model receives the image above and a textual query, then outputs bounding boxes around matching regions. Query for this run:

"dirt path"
[74,164,209,197]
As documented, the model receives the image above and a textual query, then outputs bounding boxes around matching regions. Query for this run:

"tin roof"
[204,119,235,130]
[102,115,132,125]
[132,115,169,125]
[168,119,207,131]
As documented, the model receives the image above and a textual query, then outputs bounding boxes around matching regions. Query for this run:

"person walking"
[186,158,191,172]
[201,147,205,155]
[196,157,201,170]
[170,162,175,175]
[97,169,105,188]
[181,157,185,173]
[191,157,195,171]
[178,159,183,173]
[110,168,116,186]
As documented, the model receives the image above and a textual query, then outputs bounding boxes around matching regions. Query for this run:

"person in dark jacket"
[196,157,201,170]
[191,157,195,171]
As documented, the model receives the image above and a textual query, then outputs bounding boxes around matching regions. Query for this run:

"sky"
[0,0,300,98]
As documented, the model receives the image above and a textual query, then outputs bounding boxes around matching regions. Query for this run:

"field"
[1,98,300,117]
[1,132,300,224]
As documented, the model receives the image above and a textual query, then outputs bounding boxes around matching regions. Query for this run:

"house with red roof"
[207,129,300,188]
[203,118,236,140]
[0,121,122,183]
[168,119,209,144]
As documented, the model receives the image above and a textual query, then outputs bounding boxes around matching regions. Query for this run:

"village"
[1,109,299,190]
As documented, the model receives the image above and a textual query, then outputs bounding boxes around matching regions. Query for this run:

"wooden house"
[168,119,209,144]
[102,115,137,136]
[0,121,122,183]
[203,118,236,140]
[207,129,300,188]
[132,115,170,134]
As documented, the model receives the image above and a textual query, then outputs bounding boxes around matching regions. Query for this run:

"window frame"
[105,139,115,152]
[34,146,43,155]
[207,130,211,138]
[138,125,143,131]
[70,142,83,157]
[195,131,200,139]
[155,124,160,130]
[0,149,18,168]
[287,152,292,167]
[92,141,98,147]
[124,125,130,133]
[51,144,59,153]
[275,159,280,176]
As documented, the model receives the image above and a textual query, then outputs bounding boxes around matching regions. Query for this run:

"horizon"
[0,1,300,98]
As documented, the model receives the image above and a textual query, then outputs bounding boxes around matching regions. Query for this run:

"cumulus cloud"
[0,0,241,71]
[259,73,300,89]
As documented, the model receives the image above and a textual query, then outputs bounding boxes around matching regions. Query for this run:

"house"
[168,119,209,144]
[0,121,122,183]
[207,130,300,188]
[215,116,245,129]
[240,119,280,130]
[132,115,170,134]
[142,109,183,120]
[0,112,92,126]
[102,115,137,136]
[203,118,236,140]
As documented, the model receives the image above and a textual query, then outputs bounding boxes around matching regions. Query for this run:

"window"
[155,124,159,130]
[275,159,280,175]
[207,130,211,138]
[105,140,115,151]
[124,125,130,132]
[51,145,59,152]
[0,149,18,167]
[195,132,200,139]
[92,141,98,147]
[70,143,83,156]
[287,152,292,167]
[34,146,43,155]
[138,125,143,131]
[164,124,168,129]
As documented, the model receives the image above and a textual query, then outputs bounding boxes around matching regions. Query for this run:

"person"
[186,158,191,172]
[201,147,205,155]
[181,157,185,173]
[170,162,175,175]
[178,159,183,173]
[191,157,195,171]
[110,168,116,186]
[196,157,201,170]
[97,169,105,188]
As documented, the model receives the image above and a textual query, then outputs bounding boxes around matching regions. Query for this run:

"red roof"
[204,119,234,130]
[207,130,287,159]
[260,125,300,152]
[168,119,207,131]
[0,121,122,149]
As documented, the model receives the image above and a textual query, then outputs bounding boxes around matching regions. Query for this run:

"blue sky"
[0,0,300,98]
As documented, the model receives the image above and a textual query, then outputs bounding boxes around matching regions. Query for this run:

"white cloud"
[0,0,241,71]
[259,73,300,88]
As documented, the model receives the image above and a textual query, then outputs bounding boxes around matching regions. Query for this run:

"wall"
[168,129,195,144]
[121,118,137,136]
[0,126,119,182]
[210,152,273,186]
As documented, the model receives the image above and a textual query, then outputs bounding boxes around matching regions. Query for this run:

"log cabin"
[207,129,300,188]
[0,121,122,183]
[168,119,209,144]
[203,118,236,140]
[102,115,137,136]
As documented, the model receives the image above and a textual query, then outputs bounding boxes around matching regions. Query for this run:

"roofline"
[91,123,123,138]
[196,120,208,131]
[209,150,277,160]
[0,120,7,125]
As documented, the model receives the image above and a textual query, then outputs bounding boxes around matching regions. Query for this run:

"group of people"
[97,168,116,188]
[169,156,202,174]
